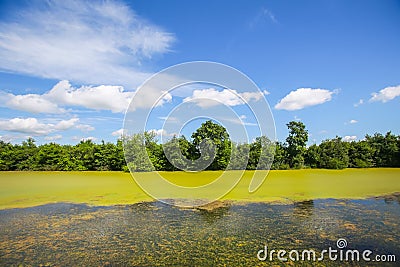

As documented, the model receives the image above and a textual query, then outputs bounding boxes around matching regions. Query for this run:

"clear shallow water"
[0,197,399,266]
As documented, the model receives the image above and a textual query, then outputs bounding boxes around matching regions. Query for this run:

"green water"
[1,197,399,266]
[1,169,400,209]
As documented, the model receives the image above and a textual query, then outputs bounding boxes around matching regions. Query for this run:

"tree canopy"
[0,120,399,171]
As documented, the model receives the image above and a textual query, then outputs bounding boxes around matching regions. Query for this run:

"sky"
[0,0,399,145]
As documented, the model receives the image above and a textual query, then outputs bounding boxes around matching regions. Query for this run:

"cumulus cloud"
[111,128,124,137]
[0,117,93,136]
[46,80,134,113]
[275,88,335,111]
[343,135,357,142]
[369,85,400,103]
[349,119,358,124]
[0,92,65,114]
[0,0,174,87]
[56,118,81,130]
[0,80,136,113]
[0,118,78,135]
[183,88,267,108]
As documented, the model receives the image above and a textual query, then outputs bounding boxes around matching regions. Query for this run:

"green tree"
[13,138,38,170]
[286,121,308,168]
[72,140,96,170]
[318,137,349,169]
[143,132,165,171]
[366,132,399,167]
[94,140,125,171]
[35,143,69,170]
[162,135,192,171]
[305,144,320,168]
[123,133,154,172]
[247,136,275,170]
[348,140,374,168]
[271,142,289,170]
[0,141,14,170]
[191,120,232,170]
[229,142,250,170]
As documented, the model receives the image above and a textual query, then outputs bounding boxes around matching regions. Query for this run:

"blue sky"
[0,0,399,145]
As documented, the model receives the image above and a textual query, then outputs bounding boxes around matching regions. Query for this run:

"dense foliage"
[1,121,399,171]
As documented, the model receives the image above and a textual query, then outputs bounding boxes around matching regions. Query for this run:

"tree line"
[0,120,399,171]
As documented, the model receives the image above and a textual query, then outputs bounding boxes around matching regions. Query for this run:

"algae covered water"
[1,197,399,266]
[1,169,400,209]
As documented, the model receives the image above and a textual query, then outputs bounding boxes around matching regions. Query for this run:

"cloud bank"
[1,80,134,113]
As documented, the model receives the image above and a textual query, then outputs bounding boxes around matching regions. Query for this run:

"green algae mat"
[0,169,399,209]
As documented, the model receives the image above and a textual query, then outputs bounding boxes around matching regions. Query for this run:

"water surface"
[0,197,399,266]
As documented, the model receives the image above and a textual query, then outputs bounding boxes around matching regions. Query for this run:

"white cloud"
[0,92,65,114]
[44,135,63,141]
[275,88,335,111]
[241,90,268,102]
[262,90,270,95]
[0,117,78,135]
[149,129,166,136]
[353,99,364,107]
[75,124,95,132]
[343,135,357,142]
[0,80,135,113]
[349,119,358,124]
[46,80,134,113]
[219,117,258,126]
[158,116,180,124]
[148,129,177,137]
[369,85,400,103]
[0,134,19,143]
[54,118,79,130]
[183,88,267,108]
[81,136,97,142]
[112,128,124,137]
[0,0,174,87]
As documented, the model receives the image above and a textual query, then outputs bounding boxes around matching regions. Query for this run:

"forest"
[0,120,399,171]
